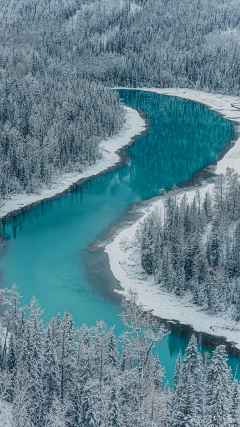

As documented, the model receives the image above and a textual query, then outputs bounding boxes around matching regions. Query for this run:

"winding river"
[0,90,239,382]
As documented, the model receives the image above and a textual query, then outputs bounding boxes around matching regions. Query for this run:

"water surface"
[1,90,237,381]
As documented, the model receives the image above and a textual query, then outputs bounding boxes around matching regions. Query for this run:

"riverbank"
[0,106,146,221]
[106,88,240,351]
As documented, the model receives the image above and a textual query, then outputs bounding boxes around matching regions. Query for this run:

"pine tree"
[170,335,204,427]
[230,378,240,427]
[59,310,76,403]
[107,382,121,427]
[76,323,92,392]
[203,191,212,223]
[106,327,119,383]
[27,296,45,426]
[172,354,182,390]
[80,379,101,427]
[42,325,61,414]
[205,345,232,427]
[45,396,72,427]
[7,333,16,374]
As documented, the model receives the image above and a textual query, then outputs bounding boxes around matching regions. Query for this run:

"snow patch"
[130,3,142,14]
[0,400,13,427]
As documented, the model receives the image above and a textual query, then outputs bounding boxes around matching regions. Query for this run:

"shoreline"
[0,106,146,221]
[2,87,240,351]
[106,88,240,351]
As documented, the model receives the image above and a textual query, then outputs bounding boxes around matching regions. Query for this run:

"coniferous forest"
[0,286,239,427]
[139,168,240,320]
[1,0,240,196]
[1,0,240,425]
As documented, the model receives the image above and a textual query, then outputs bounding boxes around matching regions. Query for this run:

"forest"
[138,168,240,320]
[0,75,124,195]
[0,286,239,427]
[1,0,240,196]
[1,0,240,425]
[0,0,125,197]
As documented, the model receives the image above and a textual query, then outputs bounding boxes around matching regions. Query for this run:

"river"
[0,90,238,383]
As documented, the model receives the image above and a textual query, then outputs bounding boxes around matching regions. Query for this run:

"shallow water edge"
[1,89,240,360]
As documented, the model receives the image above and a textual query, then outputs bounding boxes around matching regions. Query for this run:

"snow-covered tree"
[205,345,232,427]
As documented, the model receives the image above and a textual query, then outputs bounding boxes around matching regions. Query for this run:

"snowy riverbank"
[106,88,240,350]
[0,106,146,220]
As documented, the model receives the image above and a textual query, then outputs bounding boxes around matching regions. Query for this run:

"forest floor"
[0,106,145,220]
[106,88,240,351]
[0,400,13,426]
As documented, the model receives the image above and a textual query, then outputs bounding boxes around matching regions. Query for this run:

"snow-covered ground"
[2,86,240,348]
[106,88,240,350]
[0,400,13,427]
[0,106,146,220]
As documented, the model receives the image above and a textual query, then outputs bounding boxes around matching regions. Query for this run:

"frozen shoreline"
[2,87,240,349]
[106,88,240,350]
[0,106,146,220]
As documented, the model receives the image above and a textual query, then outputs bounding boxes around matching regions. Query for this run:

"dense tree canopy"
[0,287,239,427]
[1,0,240,195]
[0,0,240,424]
[138,168,240,319]
[0,0,126,197]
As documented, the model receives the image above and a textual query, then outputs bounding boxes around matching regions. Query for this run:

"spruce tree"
[42,325,61,414]
[231,378,240,427]
[170,335,204,427]
[205,345,232,427]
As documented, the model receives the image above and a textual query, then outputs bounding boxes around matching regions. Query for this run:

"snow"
[106,88,240,350]
[98,26,120,49]
[0,106,146,220]
[130,3,142,14]
[0,104,145,425]
[0,400,13,427]
[2,86,240,348]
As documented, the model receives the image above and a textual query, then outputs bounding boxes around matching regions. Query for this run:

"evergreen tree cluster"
[170,335,239,427]
[1,0,240,195]
[0,286,239,426]
[0,68,124,196]
[0,287,168,426]
[139,169,240,319]
[2,0,238,93]
[0,0,125,197]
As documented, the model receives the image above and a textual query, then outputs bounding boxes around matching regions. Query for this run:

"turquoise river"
[0,90,239,383]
